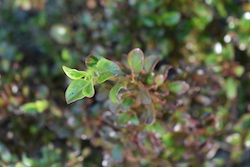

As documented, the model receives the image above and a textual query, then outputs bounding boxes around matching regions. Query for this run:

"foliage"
[1,0,250,166]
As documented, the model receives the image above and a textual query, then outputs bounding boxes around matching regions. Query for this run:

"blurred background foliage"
[1,0,250,166]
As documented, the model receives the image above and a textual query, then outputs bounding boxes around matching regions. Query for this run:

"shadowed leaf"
[140,104,155,125]
[144,55,160,73]
[138,85,151,104]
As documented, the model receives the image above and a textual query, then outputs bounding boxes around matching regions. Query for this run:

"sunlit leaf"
[65,79,94,104]
[85,55,104,69]
[96,59,120,83]
[109,82,124,104]
[168,81,190,95]
[35,100,48,113]
[62,66,86,79]
[127,48,144,74]
[226,133,241,146]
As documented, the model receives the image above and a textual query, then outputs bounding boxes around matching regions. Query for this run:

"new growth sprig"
[63,48,190,124]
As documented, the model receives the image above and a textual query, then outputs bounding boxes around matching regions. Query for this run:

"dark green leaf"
[109,82,124,104]
[157,65,172,78]
[127,48,144,74]
[96,59,120,83]
[62,66,86,79]
[121,97,134,111]
[162,12,181,26]
[140,104,155,125]
[144,55,159,73]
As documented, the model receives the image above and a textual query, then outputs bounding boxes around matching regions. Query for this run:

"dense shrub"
[0,0,250,166]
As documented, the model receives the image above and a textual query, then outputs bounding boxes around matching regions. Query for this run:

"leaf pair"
[63,55,120,104]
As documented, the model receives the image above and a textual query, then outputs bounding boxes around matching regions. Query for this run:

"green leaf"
[82,79,95,97]
[234,65,244,77]
[155,74,165,86]
[61,48,71,62]
[144,55,160,73]
[138,85,151,104]
[222,44,234,60]
[121,98,134,111]
[168,81,190,95]
[96,59,120,83]
[157,65,172,78]
[35,100,48,113]
[112,145,124,162]
[130,113,139,125]
[162,133,175,147]
[85,55,104,69]
[21,102,37,113]
[117,112,131,124]
[140,104,155,125]
[62,66,86,79]
[225,77,237,100]
[109,82,124,104]
[65,79,94,104]
[162,12,181,26]
[127,48,144,74]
